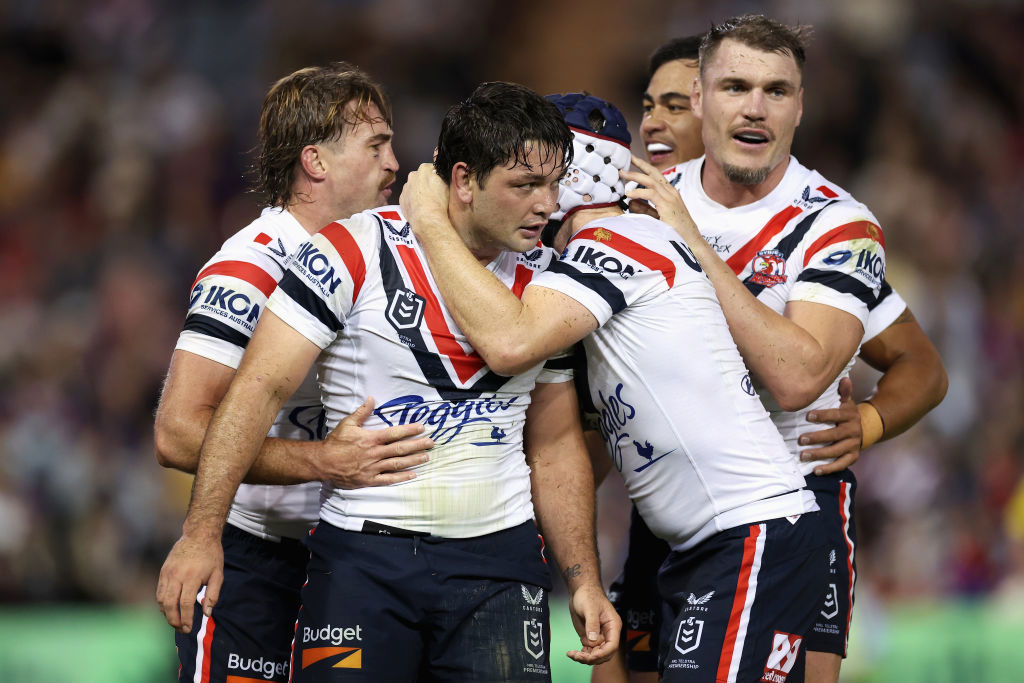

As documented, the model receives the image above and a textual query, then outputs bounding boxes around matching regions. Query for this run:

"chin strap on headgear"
[545,93,632,222]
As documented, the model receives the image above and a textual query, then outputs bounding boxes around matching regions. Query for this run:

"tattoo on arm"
[562,563,582,581]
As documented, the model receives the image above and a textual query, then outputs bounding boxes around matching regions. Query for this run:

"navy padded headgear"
[545,93,632,221]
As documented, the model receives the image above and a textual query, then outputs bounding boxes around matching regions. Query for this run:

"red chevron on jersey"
[192,260,278,297]
[378,210,402,222]
[511,241,545,299]
[724,205,804,275]
[253,232,272,245]
[320,222,367,304]
[802,221,885,267]
[511,264,535,299]
[395,244,486,384]
[576,227,677,288]
[816,185,838,198]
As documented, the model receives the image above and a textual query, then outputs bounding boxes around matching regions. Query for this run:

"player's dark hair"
[433,81,573,187]
[649,35,702,78]
[699,14,812,78]
[253,62,392,207]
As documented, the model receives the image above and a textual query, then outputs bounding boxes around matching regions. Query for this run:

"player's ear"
[795,86,804,128]
[451,161,475,204]
[691,77,704,120]
[299,144,329,181]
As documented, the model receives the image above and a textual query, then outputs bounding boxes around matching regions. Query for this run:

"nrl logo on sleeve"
[386,287,425,331]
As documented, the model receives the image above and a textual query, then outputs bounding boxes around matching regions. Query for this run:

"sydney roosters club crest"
[750,249,787,287]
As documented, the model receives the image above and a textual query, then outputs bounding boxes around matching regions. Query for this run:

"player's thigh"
[804,650,842,683]
[590,648,629,683]
[176,528,306,683]
[292,527,424,682]
[805,472,857,658]
[425,577,551,683]
[659,514,827,683]
[614,509,671,675]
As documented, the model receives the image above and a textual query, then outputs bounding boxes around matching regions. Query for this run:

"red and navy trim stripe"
[741,200,838,296]
[376,226,514,401]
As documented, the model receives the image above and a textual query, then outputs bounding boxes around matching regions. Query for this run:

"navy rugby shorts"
[802,470,858,657]
[657,511,827,683]
[175,523,308,683]
[607,505,671,673]
[292,519,553,682]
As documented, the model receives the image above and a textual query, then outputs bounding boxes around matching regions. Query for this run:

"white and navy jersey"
[667,156,887,473]
[863,280,906,342]
[266,206,571,539]
[531,213,817,551]
[176,207,325,541]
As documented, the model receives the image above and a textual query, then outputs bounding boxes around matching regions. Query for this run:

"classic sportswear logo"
[800,186,829,204]
[521,585,544,605]
[687,591,714,605]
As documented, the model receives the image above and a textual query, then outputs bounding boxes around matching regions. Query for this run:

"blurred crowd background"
[1,0,1022,639]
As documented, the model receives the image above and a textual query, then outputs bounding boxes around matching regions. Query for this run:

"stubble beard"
[722,163,771,185]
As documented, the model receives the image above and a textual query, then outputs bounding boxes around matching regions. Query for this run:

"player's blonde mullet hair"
[254,62,392,207]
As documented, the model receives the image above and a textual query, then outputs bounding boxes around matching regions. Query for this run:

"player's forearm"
[863,351,947,444]
[155,392,320,485]
[584,429,613,488]
[530,447,602,594]
[154,404,213,473]
[858,312,948,445]
[690,240,837,409]
[182,377,286,538]
[241,438,322,485]
[414,212,537,370]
